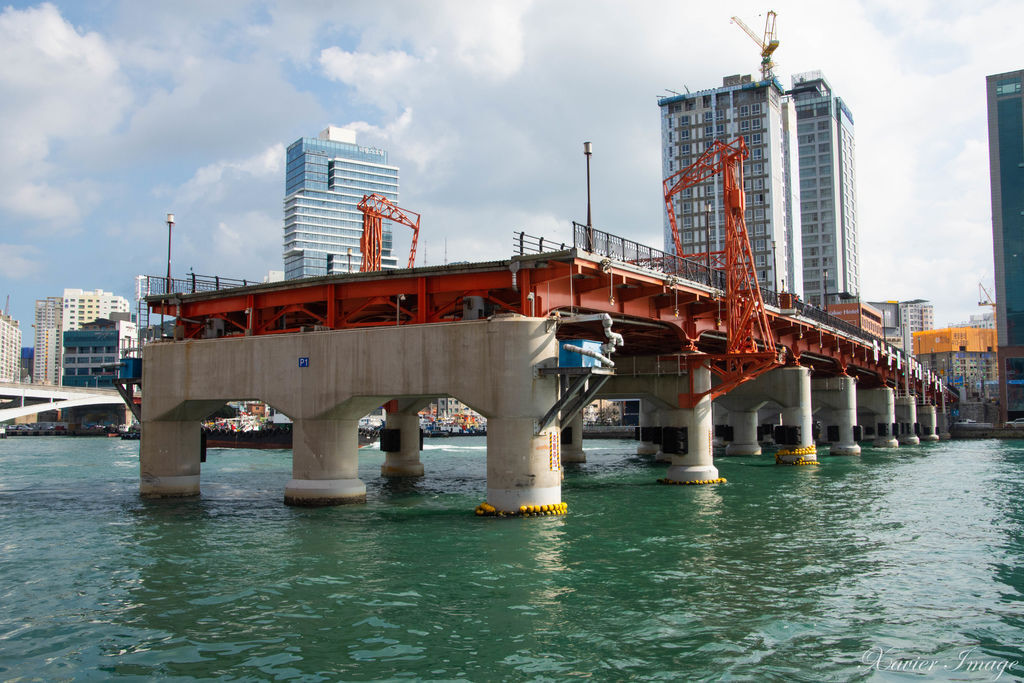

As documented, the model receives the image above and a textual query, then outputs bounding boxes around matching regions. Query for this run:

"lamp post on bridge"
[584,141,593,251]
[704,200,712,278]
[823,268,829,312]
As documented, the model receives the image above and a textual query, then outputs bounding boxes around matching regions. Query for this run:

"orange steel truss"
[358,193,421,271]
[148,254,946,406]
[663,138,779,407]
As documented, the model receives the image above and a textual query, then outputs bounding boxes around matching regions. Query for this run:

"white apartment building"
[0,313,21,383]
[789,71,860,308]
[659,74,802,294]
[33,289,131,386]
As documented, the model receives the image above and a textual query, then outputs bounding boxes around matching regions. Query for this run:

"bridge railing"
[513,226,896,350]
[141,273,253,297]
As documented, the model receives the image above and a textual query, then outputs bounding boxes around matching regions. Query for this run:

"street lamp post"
[166,213,174,293]
[584,141,593,250]
[823,268,829,311]
[704,201,712,278]
[771,239,778,292]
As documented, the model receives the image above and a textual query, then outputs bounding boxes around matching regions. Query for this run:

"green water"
[0,436,1022,681]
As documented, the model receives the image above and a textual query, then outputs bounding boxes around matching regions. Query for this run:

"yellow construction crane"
[730,11,780,81]
[979,282,997,324]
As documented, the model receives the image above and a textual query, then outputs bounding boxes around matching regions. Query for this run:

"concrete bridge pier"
[139,418,206,498]
[811,376,861,456]
[486,419,562,511]
[774,366,816,464]
[561,412,586,463]
[895,396,920,446]
[917,403,940,442]
[286,417,367,505]
[858,387,899,448]
[381,399,431,477]
[653,408,673,463]
[661,364,721,484]
[725,408,762,456]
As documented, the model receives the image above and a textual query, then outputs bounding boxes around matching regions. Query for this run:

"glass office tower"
[988,69,1024,420]
[283,126,400,279]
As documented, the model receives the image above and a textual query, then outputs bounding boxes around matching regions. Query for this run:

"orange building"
[914,327,998,400]
[826,301,884,338]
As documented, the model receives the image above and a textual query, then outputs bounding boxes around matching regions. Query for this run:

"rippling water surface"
[1,436,1023,680]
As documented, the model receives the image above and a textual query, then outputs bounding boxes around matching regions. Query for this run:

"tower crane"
[979,282,997,327]
[357,193,421,272]
[730,11,779,81]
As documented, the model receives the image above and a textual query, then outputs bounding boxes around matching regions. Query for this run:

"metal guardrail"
[512,225,892,351]
[142,273,253,297]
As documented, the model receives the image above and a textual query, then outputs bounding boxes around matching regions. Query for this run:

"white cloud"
[176,144,285,205]
[0,244,42,279]
[0,3,130,224]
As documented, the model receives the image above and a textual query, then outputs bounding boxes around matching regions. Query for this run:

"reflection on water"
[0,437,1023,679]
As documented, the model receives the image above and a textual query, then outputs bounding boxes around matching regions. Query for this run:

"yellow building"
[914,327,997,400]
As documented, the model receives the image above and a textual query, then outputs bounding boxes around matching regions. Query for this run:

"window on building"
[740,105,749,116]
[704,111,713,122]
[751,103,761,115]
[741,120,750,131]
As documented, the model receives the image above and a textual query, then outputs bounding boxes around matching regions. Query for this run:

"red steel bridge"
[143,223,950,408]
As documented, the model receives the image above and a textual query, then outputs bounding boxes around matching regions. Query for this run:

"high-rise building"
[33,289,130,386]
[0,313,21,383]
[789,71,860,307]
[283,126,400,280]
[987,69,1024,420]
[33,296,62,385]
[866,299,934,353]
[659,74,802,294]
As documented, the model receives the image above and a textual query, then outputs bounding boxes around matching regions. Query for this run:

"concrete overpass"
[0,382,126,422]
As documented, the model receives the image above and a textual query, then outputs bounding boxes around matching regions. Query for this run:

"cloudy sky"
[0,0,1020,346]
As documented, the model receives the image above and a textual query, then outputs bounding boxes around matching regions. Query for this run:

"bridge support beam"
[662,365,720,484]
[858,387,899,448]
[286,418,366,505]
[811,376,860,456]
[637,402,659,455]
[917,404,939,442]
[140,420,202,498]
[725,408,761,456]
[381,408,425,477]
[895,396,920,446]
[561,412,586,463]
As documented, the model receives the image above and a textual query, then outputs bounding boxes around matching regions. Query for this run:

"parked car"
[1005,418,1024,427]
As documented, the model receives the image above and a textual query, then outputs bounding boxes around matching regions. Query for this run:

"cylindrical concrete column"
[285,418,366,506]
[561,412,586,463]
[381,412,424,477]
[725,408,761,456]
[895,396,920,445]
[774,366,816,464]
[663,364,722,484]
[637,402,659,455]
[486,418,562,512]
[829,375,861,456]
[861,387,899,448]
[140,420,202,498]
[917,403,939,442]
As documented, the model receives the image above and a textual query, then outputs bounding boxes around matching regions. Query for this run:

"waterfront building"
[283,126,400,279]
[658,74,802,294]
[33,289,131,386]
[61,316,137,388]
[914,327,998,402]
[20,347,33,383]
[789,71,860,308]
[987,69,1024,420]
[825,300,883,338]
[0,313,21,383]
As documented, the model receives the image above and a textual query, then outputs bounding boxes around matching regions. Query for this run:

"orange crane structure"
[663,137,780,406]
[357,193,421,272]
